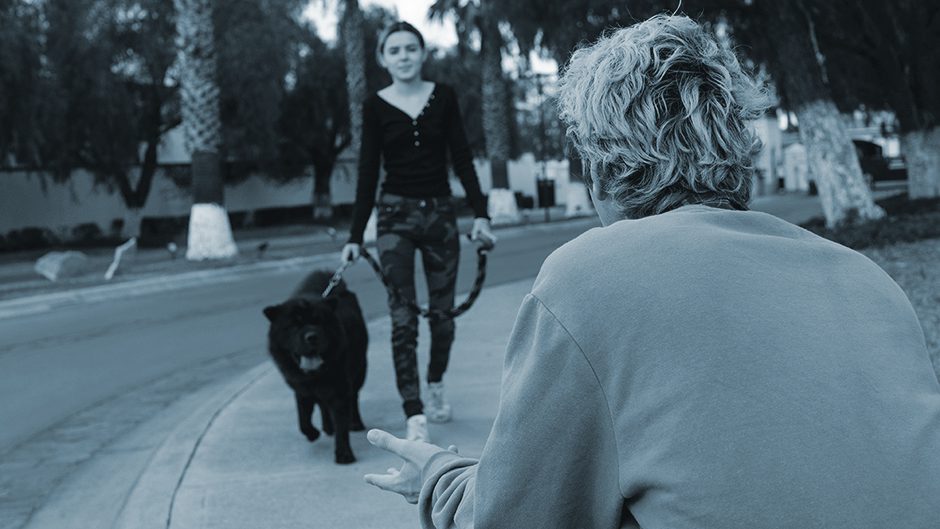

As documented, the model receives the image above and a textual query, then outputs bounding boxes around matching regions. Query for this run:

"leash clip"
[322,259,353,298]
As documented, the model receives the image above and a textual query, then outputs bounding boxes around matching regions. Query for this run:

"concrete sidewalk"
[12,190,888,528]
[120,278,532,529]
[99,190,895,529]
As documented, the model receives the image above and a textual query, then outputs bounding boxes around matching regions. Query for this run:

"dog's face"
[263,297,344,373]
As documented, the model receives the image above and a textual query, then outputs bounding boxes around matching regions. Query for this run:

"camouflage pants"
[376,194,459,418]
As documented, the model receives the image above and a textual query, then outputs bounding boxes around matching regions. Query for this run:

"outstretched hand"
[363,429,457,504]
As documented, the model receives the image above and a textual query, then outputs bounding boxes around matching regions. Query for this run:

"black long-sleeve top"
[347,82,489,244]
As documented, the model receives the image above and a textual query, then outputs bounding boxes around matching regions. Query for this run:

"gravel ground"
[862,237,940,380]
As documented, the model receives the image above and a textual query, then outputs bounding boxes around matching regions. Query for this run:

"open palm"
[364,429,456,504]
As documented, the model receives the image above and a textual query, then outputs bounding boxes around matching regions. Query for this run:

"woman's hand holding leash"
[364,429,458,504]
[471,218,496,248]
[341,243,361,263]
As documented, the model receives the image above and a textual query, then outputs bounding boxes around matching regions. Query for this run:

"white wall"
[465,153,572,203]
[752,116,784,195]
[6,115,802,238]
[0,167,316,237]
[0,153,574,236]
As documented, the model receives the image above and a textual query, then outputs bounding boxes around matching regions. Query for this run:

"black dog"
[263,270,368,464]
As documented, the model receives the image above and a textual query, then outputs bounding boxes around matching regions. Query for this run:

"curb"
[113,362,272,529]
[0,216,599,322]
[0,253,340,321]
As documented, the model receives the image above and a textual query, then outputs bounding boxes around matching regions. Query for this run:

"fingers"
[341,244,361,263]
[363,469,419,504]
[367,429,409,458]
[364,471,400,490]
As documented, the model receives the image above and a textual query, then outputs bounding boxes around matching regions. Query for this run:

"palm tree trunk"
[480,7,510,190]
[341,0,366,159]
[175,0,237,260]
[479,2,519,223]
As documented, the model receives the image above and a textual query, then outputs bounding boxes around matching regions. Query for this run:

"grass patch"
[799,195,940,250]
[861,239,940,382]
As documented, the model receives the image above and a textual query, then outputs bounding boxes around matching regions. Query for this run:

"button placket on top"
[414,93,434,147]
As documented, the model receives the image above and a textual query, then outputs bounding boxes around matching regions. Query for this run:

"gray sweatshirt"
[418,205,940,529]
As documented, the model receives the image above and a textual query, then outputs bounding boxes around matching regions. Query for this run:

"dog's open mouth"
[299,356,324,372]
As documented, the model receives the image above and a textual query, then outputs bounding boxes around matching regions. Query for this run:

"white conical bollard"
[487,188,521,225]
[565,184,594,217]
[186,203,238,260]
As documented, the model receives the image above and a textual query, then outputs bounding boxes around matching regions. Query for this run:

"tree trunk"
[341,0,366,159]
[191,151,224,203]
[112,138,159,240]
[900,127,940,199]
[480,6,511,190]
[175,0,237,259]
[795,100,885,226]
[122,208,144,240]
[312,159,334,221]
[760,1,883,227]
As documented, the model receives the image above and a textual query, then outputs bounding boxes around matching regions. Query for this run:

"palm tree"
[478,1,512,190]
[174,0,238,259]
[340,0,366,155]
[429,0,519,223]
[309,0,366,221]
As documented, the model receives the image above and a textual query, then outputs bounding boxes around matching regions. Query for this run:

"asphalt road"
[0,217,598,456]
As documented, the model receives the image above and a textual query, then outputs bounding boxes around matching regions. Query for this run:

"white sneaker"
[406,414,430,442]
[425,382,452,423]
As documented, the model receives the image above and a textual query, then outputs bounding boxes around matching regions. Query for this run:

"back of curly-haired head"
[557,14,773,219]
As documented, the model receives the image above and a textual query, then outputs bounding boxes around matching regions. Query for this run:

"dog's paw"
[350,419,366,431]
[301,427,321,443]
[334,449,356,465]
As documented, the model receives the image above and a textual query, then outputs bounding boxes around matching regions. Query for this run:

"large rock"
[34,251,88,281]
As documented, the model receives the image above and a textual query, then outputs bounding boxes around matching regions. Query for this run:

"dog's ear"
[263,304,282,322]
[324,296,339,310]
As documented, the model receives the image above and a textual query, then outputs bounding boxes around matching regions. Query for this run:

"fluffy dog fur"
[263,270,368,464]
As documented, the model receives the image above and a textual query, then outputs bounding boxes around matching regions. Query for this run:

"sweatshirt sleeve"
[418,294,625,529]
[348,96,381,244]
[442,85,489,220]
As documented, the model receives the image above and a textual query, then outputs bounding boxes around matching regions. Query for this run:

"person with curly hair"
[364,14,940,529]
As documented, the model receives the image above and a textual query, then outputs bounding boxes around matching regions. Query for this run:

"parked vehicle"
[853,139,908,189]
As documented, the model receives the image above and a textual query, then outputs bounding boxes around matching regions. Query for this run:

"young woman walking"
[341,21,494,442]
